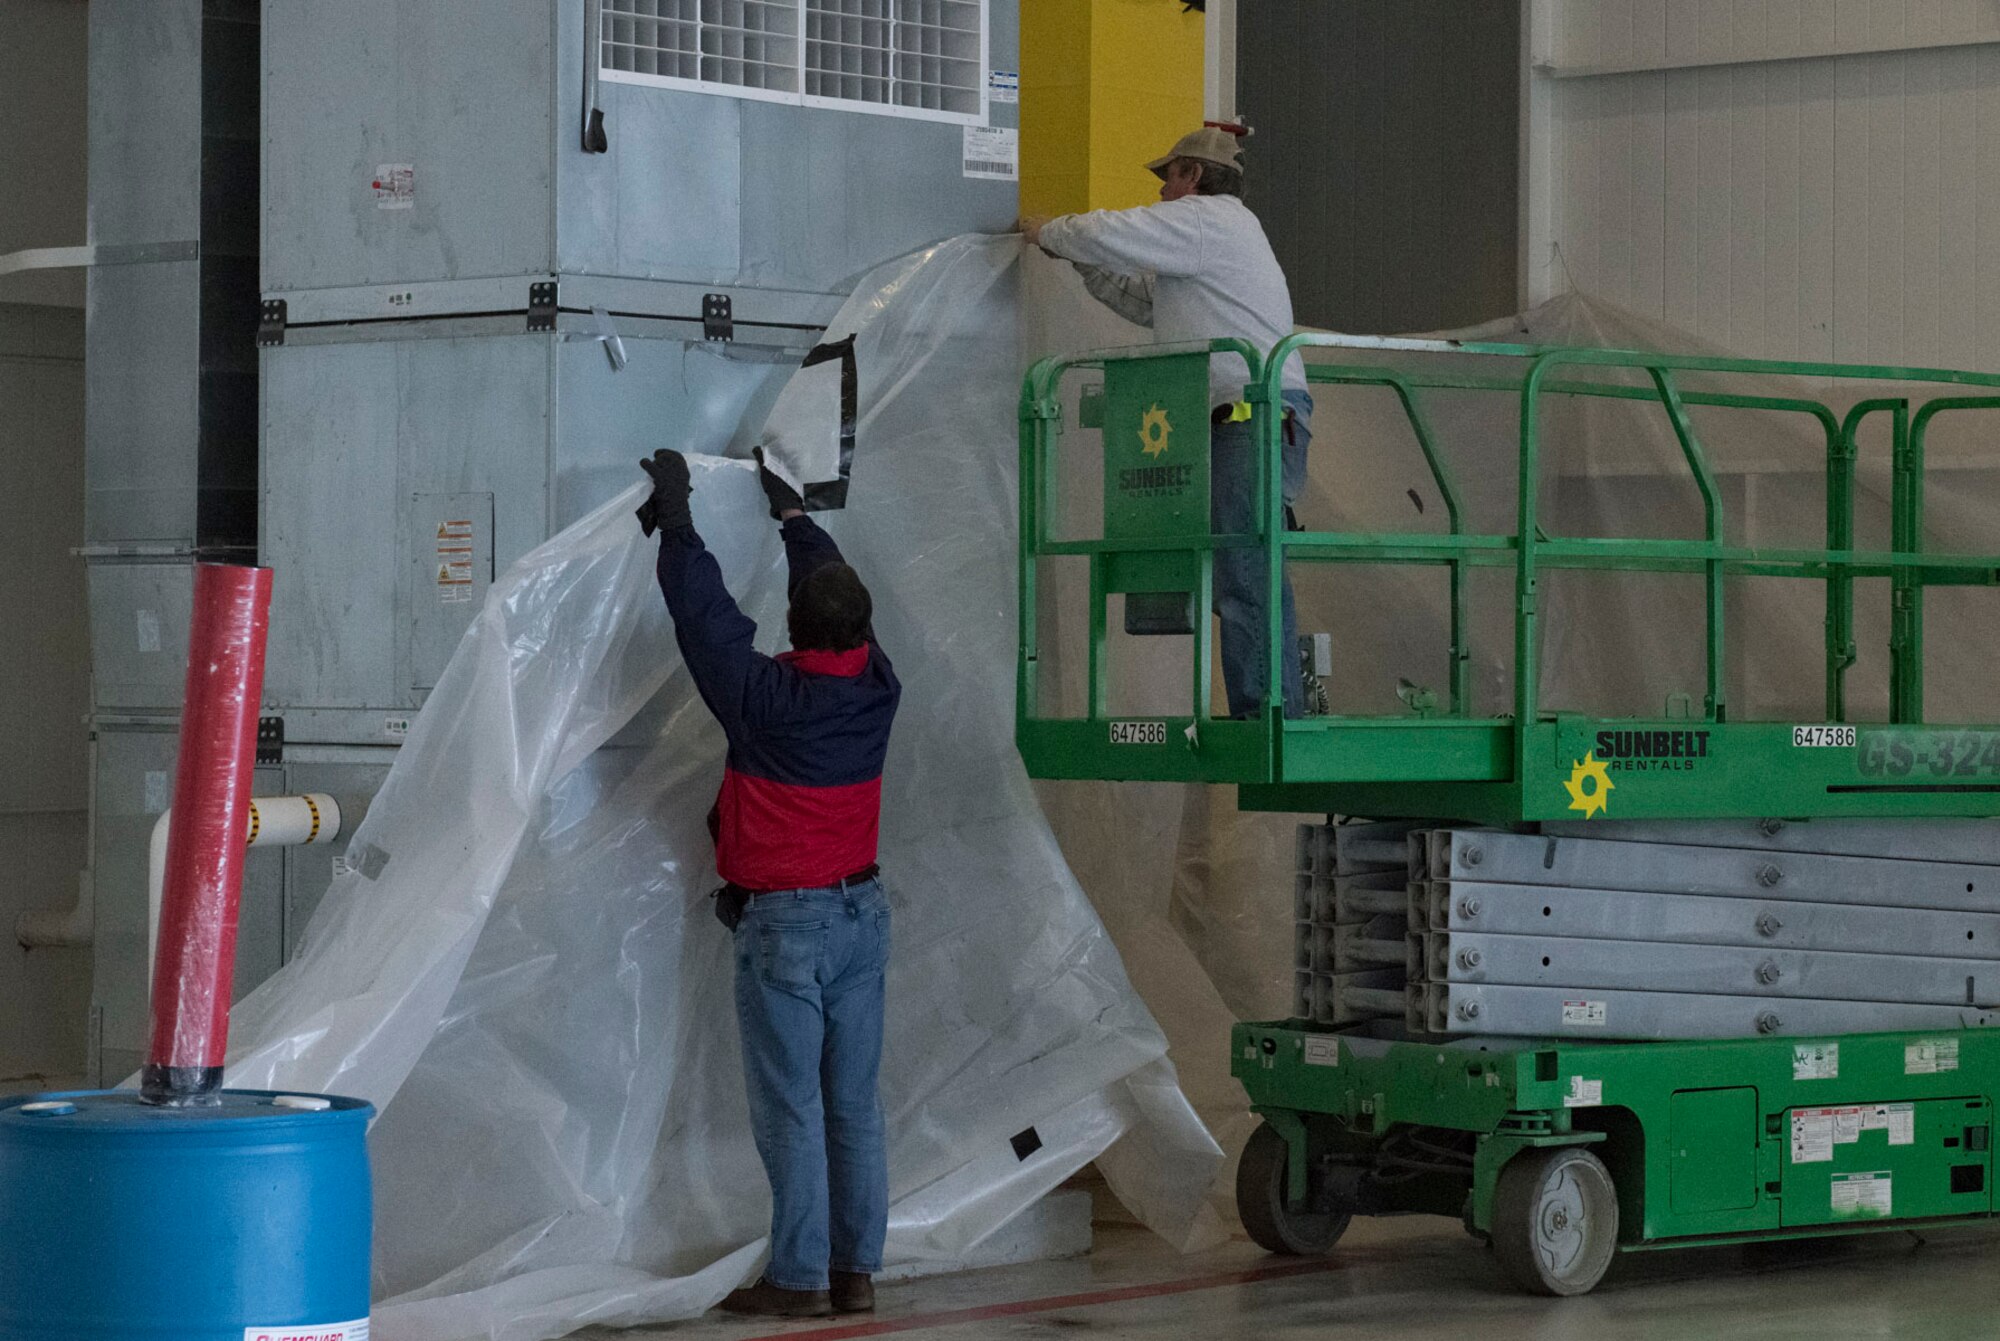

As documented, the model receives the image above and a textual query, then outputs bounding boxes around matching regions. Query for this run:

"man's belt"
[736,865,880,899]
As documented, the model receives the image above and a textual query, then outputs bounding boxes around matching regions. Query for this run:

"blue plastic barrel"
[0,1089,373,1341]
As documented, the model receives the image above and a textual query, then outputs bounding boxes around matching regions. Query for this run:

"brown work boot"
[830,1270,876,1313]
[718,1278,833,1318]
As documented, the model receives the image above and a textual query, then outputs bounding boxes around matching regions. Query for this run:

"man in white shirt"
[1022,128,1314,719]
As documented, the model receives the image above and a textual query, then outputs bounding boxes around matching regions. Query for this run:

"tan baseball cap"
[1145,126,1244,179]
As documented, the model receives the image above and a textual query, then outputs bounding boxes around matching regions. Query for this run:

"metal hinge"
[703,292,734,342]
[257,716,285,766]
[528,280,559,333]
[257,299,287,347]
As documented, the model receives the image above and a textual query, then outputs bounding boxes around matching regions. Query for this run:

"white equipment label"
[988,70,1019,103]
[1791,1104,1913,1164]
[1564,1076,1603,1108]
[136,608,162,654]
[1906,1038,1960,1075]
[1108,720,1166,746]
[373,164,415,209]
[1791,725,1856,747]
[1560,1000,1606,1028]
[246,1320,369,1341]
[1793,1042,1839,1080]
[1302,1037,1338,1068]
[1830,1171,1892,1218]
[1790,1109,1835,1163]
[435,518,476,604]
[962,125,1018,180]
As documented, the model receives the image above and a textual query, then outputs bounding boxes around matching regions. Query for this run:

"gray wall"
[0,0,91,1085]
[0,305,89,1084]
[0,0,88,308]
[1236,0,1519,335]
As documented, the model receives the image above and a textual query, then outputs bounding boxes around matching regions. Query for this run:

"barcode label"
[962,126,1018,181]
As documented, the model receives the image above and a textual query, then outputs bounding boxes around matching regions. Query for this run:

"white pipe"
[15,739,99,950]
[146,794,343,983]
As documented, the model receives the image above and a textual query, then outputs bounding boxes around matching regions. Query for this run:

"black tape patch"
[1010,1126,1043,1161]
[799,333,859,512]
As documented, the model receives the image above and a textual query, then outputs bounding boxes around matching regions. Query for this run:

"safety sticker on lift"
[1830,1170,1893,1219]
[1907,1038,1961,1074]
[1793,1041,1839,1080]
[1789,1104,1914,1164]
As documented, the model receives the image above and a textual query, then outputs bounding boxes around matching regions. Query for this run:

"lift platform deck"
[1016,334,2000,823]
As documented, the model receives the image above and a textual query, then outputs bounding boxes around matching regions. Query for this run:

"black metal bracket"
[256,716,284,766]
[703,293,734,342]
[257,299,287,347]
[528,281,559,333]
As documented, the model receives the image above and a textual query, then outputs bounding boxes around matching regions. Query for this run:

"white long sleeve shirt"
[1039,194,1308,409]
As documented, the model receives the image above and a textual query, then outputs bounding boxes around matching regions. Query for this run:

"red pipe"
[141,563,273,1104]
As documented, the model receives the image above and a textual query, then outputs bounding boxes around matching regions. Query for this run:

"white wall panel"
[1541,0,2000,369]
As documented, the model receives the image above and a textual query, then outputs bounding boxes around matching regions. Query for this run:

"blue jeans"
[733,878,891,1291]
[1211,389,1315,718]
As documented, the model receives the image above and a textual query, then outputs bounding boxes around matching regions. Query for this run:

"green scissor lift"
[1015,332,2000,1293]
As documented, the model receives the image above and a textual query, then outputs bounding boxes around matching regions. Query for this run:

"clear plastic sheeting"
[223,235,1221,1341]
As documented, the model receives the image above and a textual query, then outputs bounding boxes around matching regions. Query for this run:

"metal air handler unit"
[1015,334,2000,1293]
[82,0,1017,1081]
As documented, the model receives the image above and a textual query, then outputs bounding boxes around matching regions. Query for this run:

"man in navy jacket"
[640,449,901,1319]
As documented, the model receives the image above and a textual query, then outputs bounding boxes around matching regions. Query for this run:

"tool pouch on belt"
[712,884,750,931]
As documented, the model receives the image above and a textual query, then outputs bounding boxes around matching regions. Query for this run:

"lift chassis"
[1013,335,2000,1294]
[1231,1023,1995,1293]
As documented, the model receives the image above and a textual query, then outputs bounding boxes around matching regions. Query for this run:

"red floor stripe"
[739,1258,1345,1340]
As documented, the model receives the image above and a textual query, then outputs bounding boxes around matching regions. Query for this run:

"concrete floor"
[589,1215,2000,1341]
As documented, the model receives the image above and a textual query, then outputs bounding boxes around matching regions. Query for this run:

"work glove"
[635,448,692,536]
[753,447,806,520]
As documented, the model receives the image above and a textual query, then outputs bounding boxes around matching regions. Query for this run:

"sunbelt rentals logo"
[1140,403,1172,457]
[1563,752,1614,819]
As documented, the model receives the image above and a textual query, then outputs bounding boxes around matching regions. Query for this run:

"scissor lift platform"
[1016,336,2000,1293]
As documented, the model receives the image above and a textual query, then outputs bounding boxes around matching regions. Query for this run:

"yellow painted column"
[1020,0,1207,218]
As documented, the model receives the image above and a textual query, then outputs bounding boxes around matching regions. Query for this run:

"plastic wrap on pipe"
[145,563,272,1102]
[221,236,1223,1341]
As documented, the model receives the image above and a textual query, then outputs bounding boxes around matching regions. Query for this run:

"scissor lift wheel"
[1490,1147,1619,1296]
[1235,1121,1351,1255]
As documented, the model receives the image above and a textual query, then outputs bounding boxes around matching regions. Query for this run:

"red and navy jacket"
[655,513,900,891]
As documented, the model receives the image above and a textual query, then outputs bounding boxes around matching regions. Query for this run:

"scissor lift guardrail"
[1017,334,2000,823]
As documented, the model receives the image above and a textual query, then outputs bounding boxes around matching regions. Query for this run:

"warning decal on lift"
[1560,999,1606,1027]
[1830,1171,1893,1219]
[246,1320,369,1341]
[1302,1036,1338,1068]
[1793,1041,1839,1080]
[1791,1104,1914,1164]
[1564,1075,1603,1108]
[1907,1038,1960,1075]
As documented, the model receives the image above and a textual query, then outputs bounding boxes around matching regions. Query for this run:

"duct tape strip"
[801,334,859,512]
[582,306,628,372]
